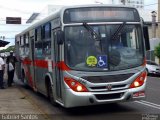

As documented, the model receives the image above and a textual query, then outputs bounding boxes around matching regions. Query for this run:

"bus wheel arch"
[45,75,57,106]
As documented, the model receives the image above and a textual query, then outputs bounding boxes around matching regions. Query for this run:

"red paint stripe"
[22,58,70,71]
[22,58,48,68]
[22,58,32,65]
[34,59,48,68]
[56,61,71,71]
[142,58,146,66]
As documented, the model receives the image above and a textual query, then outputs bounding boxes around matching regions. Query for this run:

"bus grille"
[82,73,134,83]
[95,92,124,100]
[90,84,126,90]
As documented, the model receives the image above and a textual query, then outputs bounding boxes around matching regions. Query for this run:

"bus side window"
[35,27,42,42]
[42,23,51,57]
[23,33,29,56]
[44,23,51,39]
[43,41,51,56]
[25,33,29,55]
[20,36,25,56]
[35,42,43,58]
[35,26,43,58]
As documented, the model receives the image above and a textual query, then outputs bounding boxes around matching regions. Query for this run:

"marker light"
[64,77,88,92]
[130,71,147,88]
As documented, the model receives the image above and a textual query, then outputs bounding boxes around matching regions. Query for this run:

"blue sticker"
[97,55,108,68]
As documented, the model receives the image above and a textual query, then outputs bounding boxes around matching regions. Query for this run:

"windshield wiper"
[83,22,100,41]
[83,22,103,51]
[111,22,126,40]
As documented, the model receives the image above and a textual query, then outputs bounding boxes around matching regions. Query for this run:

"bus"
[15,5,149,108]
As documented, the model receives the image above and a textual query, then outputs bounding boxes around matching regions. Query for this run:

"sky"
[0,0,158,49]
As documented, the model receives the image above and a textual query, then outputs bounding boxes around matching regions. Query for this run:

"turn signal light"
[130,71,147,88]
[64,77,88,92]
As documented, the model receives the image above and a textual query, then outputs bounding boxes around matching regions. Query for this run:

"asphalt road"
[16,76,160,120]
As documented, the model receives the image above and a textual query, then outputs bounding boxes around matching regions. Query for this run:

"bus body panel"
[15,5,147,108]
[63,82,146,108]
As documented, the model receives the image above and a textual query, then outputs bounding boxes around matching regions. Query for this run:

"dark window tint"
[35,27,42,41]
[35,42,43,58]
[42,23,51,39]
[147,61,158,65]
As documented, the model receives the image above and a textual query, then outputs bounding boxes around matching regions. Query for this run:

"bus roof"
[15,4,138,37]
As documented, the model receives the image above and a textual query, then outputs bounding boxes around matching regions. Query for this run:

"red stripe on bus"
[22,58,48,68]
[22,58,32,65]
[34,59,48,68]
[56,61,71,71]
[22,58,70,70]
[142,58,146,66]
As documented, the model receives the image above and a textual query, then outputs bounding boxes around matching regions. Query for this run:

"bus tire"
[146,68,149,76]
[47,82,57,106]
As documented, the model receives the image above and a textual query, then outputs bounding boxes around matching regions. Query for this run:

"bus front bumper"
[63,84,146,108]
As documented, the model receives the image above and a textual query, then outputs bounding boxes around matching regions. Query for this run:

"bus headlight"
[130,71,147,88]
[77,86,83,91]
[64,77,88,92]
[134,81,140,87]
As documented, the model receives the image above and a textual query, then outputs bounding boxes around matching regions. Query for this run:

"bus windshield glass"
[64,24,144,71]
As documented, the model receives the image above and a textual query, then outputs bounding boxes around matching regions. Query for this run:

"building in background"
[126,0,144,8]
[105,0,144,8]
[36,5,63,21]
[158,0,160,38]
[26,5,63,24]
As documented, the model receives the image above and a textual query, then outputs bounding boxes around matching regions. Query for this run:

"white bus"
[15,5,149,108]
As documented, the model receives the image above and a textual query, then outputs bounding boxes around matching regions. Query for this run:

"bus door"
[53,29,63,100]
[29,37,36,91]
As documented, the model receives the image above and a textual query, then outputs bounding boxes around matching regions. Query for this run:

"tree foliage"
[154,43,160,59]
[0,45,15,53]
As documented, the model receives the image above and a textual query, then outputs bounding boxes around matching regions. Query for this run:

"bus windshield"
[64,24,144,71]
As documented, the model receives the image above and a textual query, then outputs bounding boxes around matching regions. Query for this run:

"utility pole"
[151,11,157,38]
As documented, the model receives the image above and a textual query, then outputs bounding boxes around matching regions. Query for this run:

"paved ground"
[0,76,160,120]
[0,83,49,120]
[0,86,39,114]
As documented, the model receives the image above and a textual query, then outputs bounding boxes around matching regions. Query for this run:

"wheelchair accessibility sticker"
[97,55,107,68]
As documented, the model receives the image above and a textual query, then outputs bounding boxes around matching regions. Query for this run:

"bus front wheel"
[47,82,57,106]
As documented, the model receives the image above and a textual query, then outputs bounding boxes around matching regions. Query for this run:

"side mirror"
[57,31,64,45]
[143,25,150,51]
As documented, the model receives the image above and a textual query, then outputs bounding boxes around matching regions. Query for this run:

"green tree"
[154,43,160,64]
[0,45,15,53]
